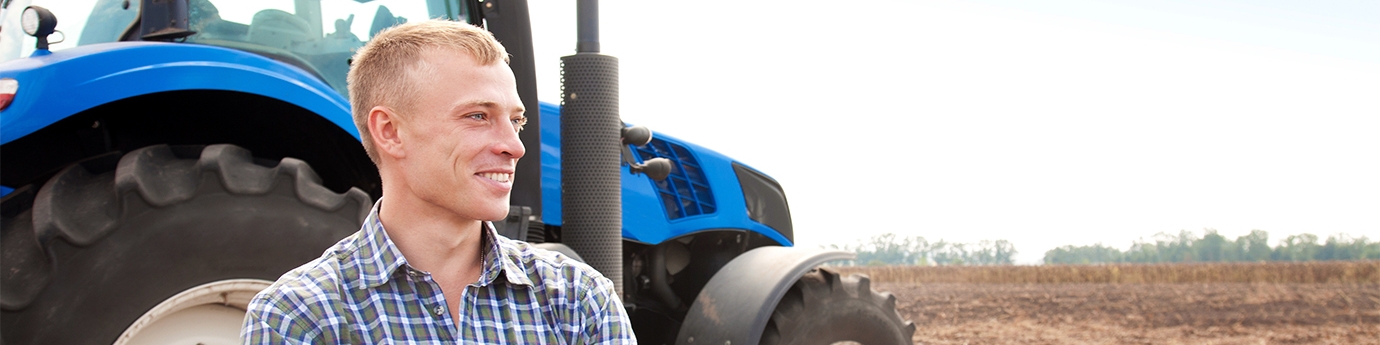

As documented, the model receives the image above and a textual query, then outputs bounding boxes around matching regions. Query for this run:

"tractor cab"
[181,0,474,96]
[2,0,473,96]
[0,1,915,344]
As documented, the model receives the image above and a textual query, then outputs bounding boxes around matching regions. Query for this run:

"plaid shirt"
[242,202,635,344]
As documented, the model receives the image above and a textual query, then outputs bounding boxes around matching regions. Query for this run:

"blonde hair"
[347,20,510,165]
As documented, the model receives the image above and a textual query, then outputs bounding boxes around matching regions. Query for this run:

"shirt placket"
[460,284,489,342]
[408,268,459,342]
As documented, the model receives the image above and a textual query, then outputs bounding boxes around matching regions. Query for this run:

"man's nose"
[494,127,526,159]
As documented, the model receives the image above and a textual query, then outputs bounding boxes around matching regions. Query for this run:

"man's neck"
[377,192,486,281]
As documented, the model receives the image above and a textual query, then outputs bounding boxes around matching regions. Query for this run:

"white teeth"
[480,173,512,183]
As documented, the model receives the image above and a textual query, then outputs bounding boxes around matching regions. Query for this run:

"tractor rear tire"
[0,144,371,344]
[760,268,916,345]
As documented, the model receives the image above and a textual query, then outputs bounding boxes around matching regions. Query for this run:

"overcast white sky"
[9,0,1377,264]
[529,0,1380,263]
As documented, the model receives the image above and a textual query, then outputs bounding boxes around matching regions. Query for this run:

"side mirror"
[140,0,196,41]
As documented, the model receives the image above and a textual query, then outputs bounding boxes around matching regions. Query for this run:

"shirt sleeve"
[240,288,319,345]
[579,275,637,345]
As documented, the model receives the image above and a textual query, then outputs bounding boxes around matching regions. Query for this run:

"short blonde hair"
[347,20,510,165]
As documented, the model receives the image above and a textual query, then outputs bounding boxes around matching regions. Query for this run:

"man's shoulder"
[495,237,609,290]
[490,236,635,343]
[242,232,369,343]
[250,231,364,311]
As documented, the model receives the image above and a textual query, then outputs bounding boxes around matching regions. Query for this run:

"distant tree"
[836,233,1016,266]
[1044,229,1379,265]
[991,240,1018,264]
[1272,233,1320,261]
[1234,230,1272,262]
[1043,243,1123,264]
[1166,230,1199,262]
[1119,230,1201,263]
[1194,229,1229,262]
[1123,240,1161,263]
[838,233,929,266]
[1318,234,1379,260]
[928,240,965,266]
[964,240,1017,265]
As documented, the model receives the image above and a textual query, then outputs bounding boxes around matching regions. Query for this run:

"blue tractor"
[0,1,913,344]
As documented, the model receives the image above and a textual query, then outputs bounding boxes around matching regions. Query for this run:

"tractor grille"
[632,139,716,219]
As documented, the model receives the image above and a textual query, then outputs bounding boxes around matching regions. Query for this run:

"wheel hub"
[114,279,272,345]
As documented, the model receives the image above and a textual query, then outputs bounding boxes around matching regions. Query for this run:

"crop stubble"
[838,262,1380,344]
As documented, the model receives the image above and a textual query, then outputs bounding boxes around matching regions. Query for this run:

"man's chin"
[478,201,512,222]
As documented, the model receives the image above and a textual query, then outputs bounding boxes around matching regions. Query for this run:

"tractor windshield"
[0,0,473,97]
[185,0,473,96]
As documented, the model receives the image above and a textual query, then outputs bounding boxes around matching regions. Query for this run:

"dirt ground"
[878,282,1380,345]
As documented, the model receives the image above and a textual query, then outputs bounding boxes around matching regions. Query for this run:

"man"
[241,20,635,344]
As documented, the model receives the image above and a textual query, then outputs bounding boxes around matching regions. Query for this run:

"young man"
[241,20,635,344]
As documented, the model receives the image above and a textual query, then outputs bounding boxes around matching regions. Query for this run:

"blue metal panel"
[539,103,791,246]
[633,139,717,220]
[0,41,789,248]
[0,42,353,145]
[539,102,564,225]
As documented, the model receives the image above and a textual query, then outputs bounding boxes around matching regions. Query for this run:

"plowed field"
[880,282,1380,345]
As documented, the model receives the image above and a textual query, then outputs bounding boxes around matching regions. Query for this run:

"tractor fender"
[0,42,352,145]
[674,246,854,345]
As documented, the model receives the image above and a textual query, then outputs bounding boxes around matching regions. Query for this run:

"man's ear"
[368,106,406,160]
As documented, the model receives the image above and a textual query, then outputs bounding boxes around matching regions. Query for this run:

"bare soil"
[878,282,1380,345]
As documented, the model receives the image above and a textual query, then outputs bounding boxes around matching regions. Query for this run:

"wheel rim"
[113,279,272,345]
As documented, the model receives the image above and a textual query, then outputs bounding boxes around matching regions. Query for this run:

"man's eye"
[512,118,527,132]
[466,113,487,120]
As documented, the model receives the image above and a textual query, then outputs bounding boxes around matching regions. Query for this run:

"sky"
[527,0,1380,264]
[5,0,1377,264]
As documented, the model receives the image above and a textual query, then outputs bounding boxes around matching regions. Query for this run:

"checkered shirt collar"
[346,201,534,289]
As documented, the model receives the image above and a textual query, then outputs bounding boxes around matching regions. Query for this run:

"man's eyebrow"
[454,100,497,110]
[454,100,525,114]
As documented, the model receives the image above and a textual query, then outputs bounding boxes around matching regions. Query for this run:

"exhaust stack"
[560,0,623,297]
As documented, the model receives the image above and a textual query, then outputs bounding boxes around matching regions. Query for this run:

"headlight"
[21,6,57,37]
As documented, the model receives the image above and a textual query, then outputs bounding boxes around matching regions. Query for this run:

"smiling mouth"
[478,172,513,183]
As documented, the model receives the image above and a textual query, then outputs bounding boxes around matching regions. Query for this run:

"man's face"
[393,48,526,222]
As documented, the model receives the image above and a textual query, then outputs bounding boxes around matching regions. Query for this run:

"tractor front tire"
[760,268,916,345]
[0,144,371,344]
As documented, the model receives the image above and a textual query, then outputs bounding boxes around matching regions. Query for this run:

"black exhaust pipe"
[561,0,623,297]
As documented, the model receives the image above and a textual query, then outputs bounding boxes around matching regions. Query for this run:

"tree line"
[1043,229,1380,264]
[829,233,1017,266]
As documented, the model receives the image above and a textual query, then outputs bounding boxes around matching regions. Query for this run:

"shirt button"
[434,306,445,316]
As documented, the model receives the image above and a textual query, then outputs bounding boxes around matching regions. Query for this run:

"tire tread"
[1,144,370,311]
[760,267,916,345]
